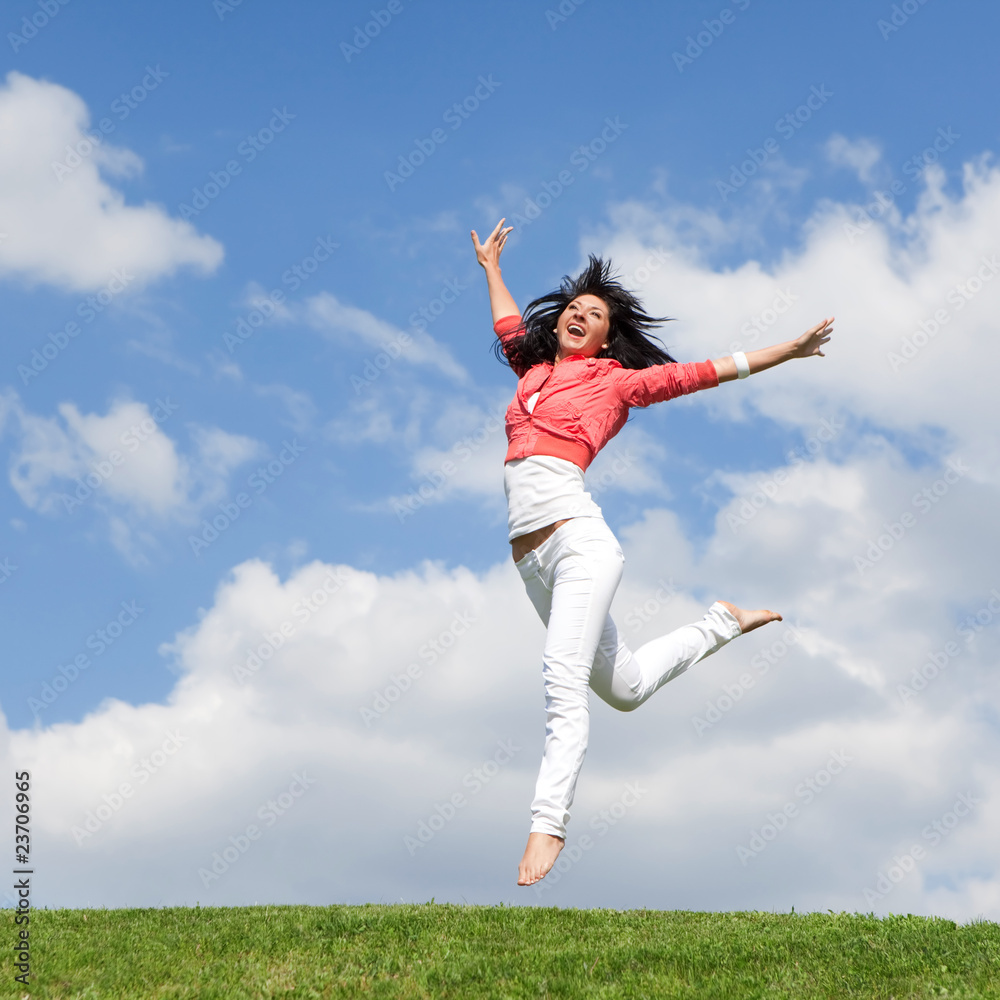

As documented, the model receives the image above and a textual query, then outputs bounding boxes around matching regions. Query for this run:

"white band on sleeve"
[732,351,750,379]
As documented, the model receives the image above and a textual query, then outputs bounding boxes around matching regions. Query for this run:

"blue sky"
[3,0,1000,915]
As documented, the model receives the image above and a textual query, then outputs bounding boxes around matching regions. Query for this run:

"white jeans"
[514,516,741,839]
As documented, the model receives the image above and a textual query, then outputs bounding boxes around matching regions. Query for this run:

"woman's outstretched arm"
[471,218,520,324]
[712,316,835,382]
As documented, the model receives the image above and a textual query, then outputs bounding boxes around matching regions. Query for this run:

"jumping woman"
[470,219,834,887]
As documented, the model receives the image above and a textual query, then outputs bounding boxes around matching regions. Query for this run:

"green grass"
[4,905,999,999]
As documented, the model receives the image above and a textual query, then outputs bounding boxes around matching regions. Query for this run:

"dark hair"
[492,254,678,372]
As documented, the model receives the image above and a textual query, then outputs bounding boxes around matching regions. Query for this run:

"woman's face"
[554,294,610,363]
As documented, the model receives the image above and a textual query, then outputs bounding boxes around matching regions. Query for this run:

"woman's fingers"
[811,328,832,355]
[473,220,513,267]
[488,220,514,246]
[802,316,834,347]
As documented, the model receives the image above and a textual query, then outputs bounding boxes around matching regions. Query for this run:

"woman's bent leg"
[589,602,742,711]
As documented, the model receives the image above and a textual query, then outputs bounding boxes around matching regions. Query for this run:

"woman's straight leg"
[515,517,624,839]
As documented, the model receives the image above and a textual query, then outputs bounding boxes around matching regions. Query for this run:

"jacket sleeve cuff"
[694,359,719,389]
[494,314,523,337]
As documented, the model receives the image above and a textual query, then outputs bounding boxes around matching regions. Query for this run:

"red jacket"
[496,314,719,471]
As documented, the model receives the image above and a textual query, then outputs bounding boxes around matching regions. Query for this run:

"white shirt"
[504,453,604,542]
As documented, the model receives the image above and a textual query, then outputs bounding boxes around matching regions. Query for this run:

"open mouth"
[567,323,585,337]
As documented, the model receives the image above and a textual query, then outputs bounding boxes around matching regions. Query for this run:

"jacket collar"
[553,352,587,366]
[553,353,622,368]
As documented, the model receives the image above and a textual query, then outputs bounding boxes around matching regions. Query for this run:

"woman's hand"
[713,315,834,381]
[471,218,513,271]
[473,218,520,323]
[787,316,834,358]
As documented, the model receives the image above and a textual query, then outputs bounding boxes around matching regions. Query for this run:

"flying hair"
[493,253,678,372]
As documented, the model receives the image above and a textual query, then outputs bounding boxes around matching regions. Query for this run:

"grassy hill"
[5,904,1000,998]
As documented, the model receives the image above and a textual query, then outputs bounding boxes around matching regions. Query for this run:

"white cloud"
[305,291,469,383]
[324,391,407,448]
[1,391,261,559]
[250,383,317,435]
[0,71,223,292]
[4,446,1000,916]
[241,280,294,324]
[403,397,508,498]
[5,146,1000,918]
[586,155,1000,483]
[825,133,884,183]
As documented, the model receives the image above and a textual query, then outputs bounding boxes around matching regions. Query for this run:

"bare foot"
[718,600,782,635]
[517,832,565,886]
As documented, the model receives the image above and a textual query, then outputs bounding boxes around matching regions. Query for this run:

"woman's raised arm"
[471,218,520,325]
[712,316,834,382]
